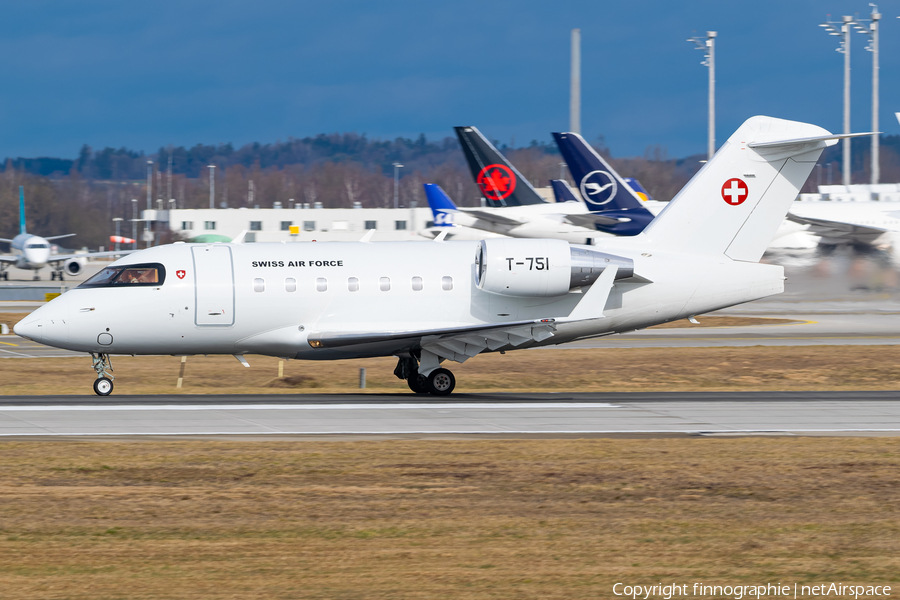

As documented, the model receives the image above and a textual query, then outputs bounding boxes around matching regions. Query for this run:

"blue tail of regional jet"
[550,179,579,203]
[423,184,458,227]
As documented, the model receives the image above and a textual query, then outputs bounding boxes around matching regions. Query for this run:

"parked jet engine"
[64,256,87,276]
[474,238,633,297]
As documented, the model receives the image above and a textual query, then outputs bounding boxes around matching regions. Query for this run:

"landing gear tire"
[426,368,455,396]
[407,374,428,394]
[93,377,113,396]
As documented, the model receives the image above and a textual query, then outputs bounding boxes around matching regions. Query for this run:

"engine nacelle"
[64,257,87,276]
[474,238,634,297]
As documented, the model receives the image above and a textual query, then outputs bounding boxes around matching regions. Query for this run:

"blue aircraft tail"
[19,186,26,235]
[553,132,655,236]
[550,179,579,203]
[423,184,458,227]
[623,178,653,201]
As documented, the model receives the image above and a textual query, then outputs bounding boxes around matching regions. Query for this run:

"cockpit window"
[78,263,166,288]
[26,243,49,249]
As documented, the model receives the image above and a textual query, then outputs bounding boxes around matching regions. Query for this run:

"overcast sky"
[0,0,898,160]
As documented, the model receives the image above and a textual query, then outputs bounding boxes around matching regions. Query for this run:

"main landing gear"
[90,352,115,396]
[394,357,456,396]
[50,271,65,281]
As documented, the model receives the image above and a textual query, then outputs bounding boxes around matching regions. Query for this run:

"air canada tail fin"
[550,179,579,203]
[641,116,873,262]
[19,186,26,235]
[423,184,458,227]
[454,126,546,208]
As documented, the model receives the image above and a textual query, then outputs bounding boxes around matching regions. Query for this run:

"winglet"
[231,230,248,244]
[434,230,449,242]
[19,186,26,235]
[359,229,375,243]
[564,265,618,321]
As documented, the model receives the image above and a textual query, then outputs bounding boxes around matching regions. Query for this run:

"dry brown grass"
[1,345,900,396]
[0,439,897,599]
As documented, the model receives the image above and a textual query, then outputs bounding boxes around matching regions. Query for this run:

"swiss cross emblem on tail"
[176,270,186,279]
[476,164,516,201]
[721,178,748,205]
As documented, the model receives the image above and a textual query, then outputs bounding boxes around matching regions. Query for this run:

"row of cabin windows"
[252,276,453,293]
[189,220,407,233]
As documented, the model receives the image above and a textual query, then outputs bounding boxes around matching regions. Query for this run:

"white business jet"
[0,187,130,280]
[15,117,866,396]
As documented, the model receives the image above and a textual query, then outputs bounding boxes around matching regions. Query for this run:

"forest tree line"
[1,133,898,250]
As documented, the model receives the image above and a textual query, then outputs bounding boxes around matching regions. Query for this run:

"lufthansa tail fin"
[641,116,873,262]
[19,186,26,235]
[454,126,546,207]
[550,179,579,203]
[423,184,458,227]
[623,178,653,201]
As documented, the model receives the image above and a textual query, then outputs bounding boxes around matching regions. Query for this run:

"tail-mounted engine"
[474,238,633,297]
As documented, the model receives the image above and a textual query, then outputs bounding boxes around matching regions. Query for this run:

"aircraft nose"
[14,316,42,342]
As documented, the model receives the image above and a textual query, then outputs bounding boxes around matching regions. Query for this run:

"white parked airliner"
[15,117,867,396]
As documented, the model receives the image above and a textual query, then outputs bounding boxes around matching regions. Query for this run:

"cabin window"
[280,221,293,231]
[442,276,453,291]
[365,220,377,230]
[253,278,265,293]
[78,263,167,288]
[204,221,216,230]
[304,221,316,232]
[379,277,390,291]
[316,277,327,292]
[285,277,296,292]
[411,276,423,291]
[250,221,262,231]
[348,277,359,292]
[395,220,407,230]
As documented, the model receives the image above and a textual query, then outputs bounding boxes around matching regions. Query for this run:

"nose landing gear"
[90,353,115,396]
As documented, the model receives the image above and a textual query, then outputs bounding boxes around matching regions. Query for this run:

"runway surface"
[2,391,898,438]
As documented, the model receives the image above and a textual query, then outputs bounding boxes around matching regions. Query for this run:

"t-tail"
[552,132,655,236]
[550,179,579,203]
[423,184,458,227]
[19,186,26,235]
[641,116,873,262]
[454,126,546,208]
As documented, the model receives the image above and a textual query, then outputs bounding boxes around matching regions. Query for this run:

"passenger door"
[192,245,235,326]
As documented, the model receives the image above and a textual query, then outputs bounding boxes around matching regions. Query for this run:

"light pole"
[820,15,853,185]
[112,218,123,252]
[570,28,581,135]
[208,165,216,209]
[131,199,138,250]
[852,6,881,184]
[688,31,716,161]
[392,162,403,209]
[146,161,153,210]
[559,163,567,180]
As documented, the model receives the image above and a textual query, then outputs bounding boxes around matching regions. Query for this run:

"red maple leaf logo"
[476,164,516,201]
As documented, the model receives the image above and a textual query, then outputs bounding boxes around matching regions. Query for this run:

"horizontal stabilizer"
[747,131,877,149]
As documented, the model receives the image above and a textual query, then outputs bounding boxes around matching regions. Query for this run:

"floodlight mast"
[687,31,716,161]
[819,15,853,185]
[851,5,881,184]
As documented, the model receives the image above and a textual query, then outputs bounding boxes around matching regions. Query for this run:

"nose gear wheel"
[90,353,115,395]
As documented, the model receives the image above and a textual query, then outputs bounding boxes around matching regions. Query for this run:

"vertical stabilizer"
[423,184,458,227]
[550,179,579,203]
[642,116,835,262]
[19,186,26,235]
[454,126,547,207]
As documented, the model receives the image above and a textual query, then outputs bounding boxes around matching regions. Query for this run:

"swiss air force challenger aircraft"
[16,117,862,396]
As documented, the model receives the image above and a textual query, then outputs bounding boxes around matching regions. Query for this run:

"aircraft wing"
[309,319,558,363]
[458,209,523,227]
[0,255,17,264]
[46,250,136,265]
[786,213,887,244]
